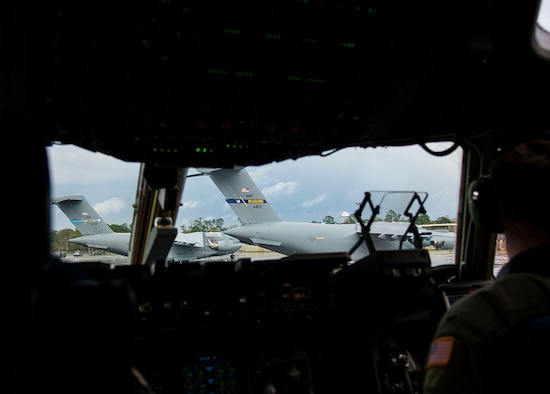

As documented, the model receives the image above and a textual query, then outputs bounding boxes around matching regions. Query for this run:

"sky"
[47,143,462,232]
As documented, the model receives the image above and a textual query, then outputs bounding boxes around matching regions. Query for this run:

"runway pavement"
[60,248,507,276]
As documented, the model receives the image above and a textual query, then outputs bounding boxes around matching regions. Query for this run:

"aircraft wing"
[173,232,205,247]
[369,222,425,241]
[173,239,199,247]
[376,233,408,241]
[418,229,456,250]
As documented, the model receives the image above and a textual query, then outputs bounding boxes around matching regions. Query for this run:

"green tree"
[109,223,131,232]
[188,217,207,232]
[323,215,336,224]
[180,217,226,233]
[51,228,82,253]
[433,216,453,224]
[342,215,356,224]
[211,218,225,231]
[384,209,403,222]
[415,213,431,225]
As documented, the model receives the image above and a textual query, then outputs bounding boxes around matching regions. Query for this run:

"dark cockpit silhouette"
[2,1,550,393]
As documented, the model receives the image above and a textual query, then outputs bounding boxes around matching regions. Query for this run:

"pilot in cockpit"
[423,133,550,393]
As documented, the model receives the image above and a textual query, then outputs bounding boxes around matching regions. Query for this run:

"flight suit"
[423,245,550,394]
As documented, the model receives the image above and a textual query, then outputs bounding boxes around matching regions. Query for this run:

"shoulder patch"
[426,336,455,368]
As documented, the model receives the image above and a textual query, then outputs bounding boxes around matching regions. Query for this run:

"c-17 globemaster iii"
[52,195,244,263]
[193,167,455,262]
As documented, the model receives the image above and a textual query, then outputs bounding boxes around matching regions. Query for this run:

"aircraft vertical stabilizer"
[196,167,282,225]
[51,195,114,235]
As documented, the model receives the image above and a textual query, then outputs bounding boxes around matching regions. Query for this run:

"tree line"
[315,211,454,225]
[51,212,455,253]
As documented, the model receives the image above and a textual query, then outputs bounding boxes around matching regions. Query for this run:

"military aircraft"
[194,167,454,260]
[52,195,244,263]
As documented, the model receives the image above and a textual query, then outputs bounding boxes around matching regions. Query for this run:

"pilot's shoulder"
[436,273,550,335]
[492,272,550,297]
[491,272,550,311]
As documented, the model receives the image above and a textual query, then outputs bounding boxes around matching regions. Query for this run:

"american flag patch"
[426,336,455,368]
[241,187,250,192]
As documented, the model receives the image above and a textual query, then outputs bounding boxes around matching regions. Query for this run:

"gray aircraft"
[419,228,456,250]
[52,195,244,263]
[195,167,456,261]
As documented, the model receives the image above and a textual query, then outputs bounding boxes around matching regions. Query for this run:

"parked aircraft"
[194,167,453,260]
[52,195,243,263]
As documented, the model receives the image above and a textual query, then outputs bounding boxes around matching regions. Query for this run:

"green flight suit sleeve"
[423,273,550,394]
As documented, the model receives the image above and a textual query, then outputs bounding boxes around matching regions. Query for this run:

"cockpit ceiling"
[4,0,550,166]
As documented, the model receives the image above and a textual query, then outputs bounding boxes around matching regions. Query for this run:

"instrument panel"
[112,251,437,393]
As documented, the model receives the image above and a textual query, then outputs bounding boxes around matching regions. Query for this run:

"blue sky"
[47,143,462,232]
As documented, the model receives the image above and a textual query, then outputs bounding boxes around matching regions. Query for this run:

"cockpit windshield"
[47,142,463,269]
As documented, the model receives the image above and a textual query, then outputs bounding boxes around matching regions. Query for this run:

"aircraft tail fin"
[196,167,282,225]
[52,195,114,235]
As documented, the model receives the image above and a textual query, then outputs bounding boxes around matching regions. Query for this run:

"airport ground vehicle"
[3,1,550,393]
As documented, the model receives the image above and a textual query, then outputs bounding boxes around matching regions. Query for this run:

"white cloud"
[248,166,275,186]
[47,145,139,186]
[182,200,203,209]
[302,193,327,208]
[263,181,299,198]
[94,197,127,217]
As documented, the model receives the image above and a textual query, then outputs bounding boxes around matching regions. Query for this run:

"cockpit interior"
[3,0,550,392]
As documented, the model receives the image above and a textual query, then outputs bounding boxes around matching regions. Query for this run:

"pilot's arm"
[423,333,486,394]
[423,274,550,394]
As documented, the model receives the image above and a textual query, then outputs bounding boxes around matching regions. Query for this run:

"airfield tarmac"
[60,249,286,266]
[61,248,507,276]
